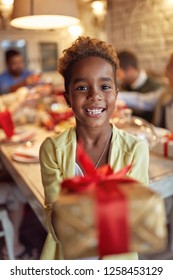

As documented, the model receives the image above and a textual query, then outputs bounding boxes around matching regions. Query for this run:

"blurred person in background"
[0,49,41,95]
[153,53,173,131]
[117,50,164,122]
[0,91,37,259]
[117,50,160,93]
[0,165,27,259]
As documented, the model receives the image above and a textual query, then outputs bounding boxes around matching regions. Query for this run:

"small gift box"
[53,144,167,260]
[151,133,173,159]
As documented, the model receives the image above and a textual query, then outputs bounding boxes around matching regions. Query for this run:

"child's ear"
[114,87,119,99]
[63,91,71,107]
[114,88,119,105]
[116,88,119,97]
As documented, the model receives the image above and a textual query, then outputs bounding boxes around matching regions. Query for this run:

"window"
[39,42,58,72]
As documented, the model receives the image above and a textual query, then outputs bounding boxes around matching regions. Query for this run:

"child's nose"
[87,87,102,101]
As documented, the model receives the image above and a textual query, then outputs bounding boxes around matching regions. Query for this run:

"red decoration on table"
[0,110,14,138]
[164,133,173,157]
[48,110,73,124]
[61,142,135,257]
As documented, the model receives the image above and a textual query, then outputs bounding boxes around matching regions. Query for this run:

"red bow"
[61,142,136,256]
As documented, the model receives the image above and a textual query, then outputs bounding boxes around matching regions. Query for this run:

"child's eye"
[101,85,111,90]
[75,85,88,91]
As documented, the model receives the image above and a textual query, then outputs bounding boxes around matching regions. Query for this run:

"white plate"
[0,129,36,143]
[12,153,39,163]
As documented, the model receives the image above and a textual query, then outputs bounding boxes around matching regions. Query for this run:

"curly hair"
[58,36,119,93]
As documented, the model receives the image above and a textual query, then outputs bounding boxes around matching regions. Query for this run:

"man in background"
[117,50,161,93]
[0,49,40,95]
[117,50,163,122]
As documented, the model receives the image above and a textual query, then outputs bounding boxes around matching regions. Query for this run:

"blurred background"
[0,0,173,81]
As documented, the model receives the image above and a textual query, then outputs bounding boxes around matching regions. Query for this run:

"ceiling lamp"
[0,0,14,8]
[91,0,107,17]
[0,0,14,17]
[10,0,80,30]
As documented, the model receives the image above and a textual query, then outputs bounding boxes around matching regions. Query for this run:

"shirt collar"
[131,70,148,90]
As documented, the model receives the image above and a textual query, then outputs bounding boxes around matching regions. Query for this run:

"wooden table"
[1,125,173,226]
[0,125,54,226]
[149,153,173,198]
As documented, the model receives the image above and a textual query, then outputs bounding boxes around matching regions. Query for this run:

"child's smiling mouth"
[83,107,106,117]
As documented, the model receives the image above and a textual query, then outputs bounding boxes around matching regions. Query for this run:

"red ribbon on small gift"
[164,133,173,157]
[61,142,136,257]
[0,110,14,138]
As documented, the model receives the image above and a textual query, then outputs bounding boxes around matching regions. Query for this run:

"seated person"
[0,163,26,259]
[0,92,35,259]
[117,88,164,119]
[0,49,41,95]
[117,50,163,122]
[153,53,173,131]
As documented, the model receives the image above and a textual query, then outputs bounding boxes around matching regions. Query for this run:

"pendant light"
[10,0,80,30]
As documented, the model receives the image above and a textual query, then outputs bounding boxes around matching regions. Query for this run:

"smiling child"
[39,37,149,260]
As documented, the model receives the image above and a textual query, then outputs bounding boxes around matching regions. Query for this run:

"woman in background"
[154,53,173,131]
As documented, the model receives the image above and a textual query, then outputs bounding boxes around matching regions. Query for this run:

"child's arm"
[39,137,62,241]
[128,140,149,185]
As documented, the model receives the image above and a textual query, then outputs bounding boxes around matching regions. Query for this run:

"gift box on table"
[53,144,167,260]
[151,133,173,159]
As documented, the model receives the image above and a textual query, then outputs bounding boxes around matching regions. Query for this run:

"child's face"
[65,56,117,129]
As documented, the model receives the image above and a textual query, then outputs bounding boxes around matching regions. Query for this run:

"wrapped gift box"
[54,183,167,260]
[52,144,167,260]
[151,133,173,159]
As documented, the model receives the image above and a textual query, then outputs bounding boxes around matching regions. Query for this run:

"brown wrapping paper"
[52,183,167,260]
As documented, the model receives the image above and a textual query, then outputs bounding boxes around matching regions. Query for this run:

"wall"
[78,0,108,41]
[108,0,173,74]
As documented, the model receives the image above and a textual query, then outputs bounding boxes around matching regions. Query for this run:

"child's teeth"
[86,108,103,115]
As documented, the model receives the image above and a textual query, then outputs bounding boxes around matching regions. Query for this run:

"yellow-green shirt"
[39,124,149,260]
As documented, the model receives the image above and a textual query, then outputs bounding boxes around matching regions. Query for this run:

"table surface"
[0,125,54,225]
[1,124,173,226]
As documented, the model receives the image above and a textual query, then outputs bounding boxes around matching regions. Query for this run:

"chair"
[0,208,15,259]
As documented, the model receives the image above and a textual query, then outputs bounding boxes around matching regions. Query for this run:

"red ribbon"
[0,110,14,138]
[164,133,173,157]
[61,142,136,256]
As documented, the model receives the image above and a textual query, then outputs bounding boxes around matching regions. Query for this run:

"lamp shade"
[10,0,80,30]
